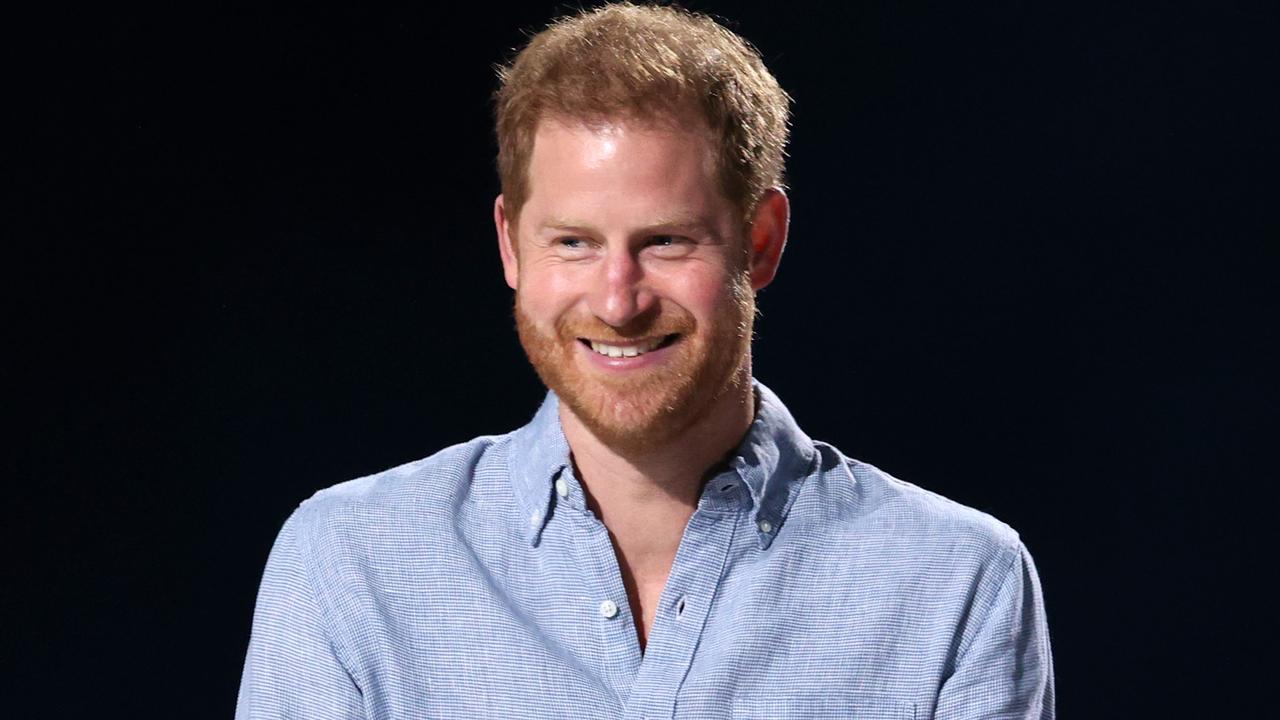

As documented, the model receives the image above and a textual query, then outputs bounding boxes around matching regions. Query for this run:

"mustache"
[554,308,694,343]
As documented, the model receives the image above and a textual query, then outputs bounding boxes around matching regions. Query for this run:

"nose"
[588,245,656,329]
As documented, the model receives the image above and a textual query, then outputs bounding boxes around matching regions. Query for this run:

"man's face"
[498,116,756,453]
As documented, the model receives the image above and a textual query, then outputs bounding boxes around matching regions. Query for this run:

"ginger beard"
[515,268,756,454]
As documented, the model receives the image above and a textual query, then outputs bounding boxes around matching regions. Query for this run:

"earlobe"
[494,194,519,290]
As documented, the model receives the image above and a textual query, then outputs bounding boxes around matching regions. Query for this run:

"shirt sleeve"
[236,514,366,719]
[935,541,1055,720]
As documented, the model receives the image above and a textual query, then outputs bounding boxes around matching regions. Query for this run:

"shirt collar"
[507,379,817,548]
[507,391,572,546]
[730,380,818,548]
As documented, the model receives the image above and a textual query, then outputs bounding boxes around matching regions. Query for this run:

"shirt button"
[555,477,569,498]
[529,509,543,527]
[757,519,773,533]
[598,600,619,619]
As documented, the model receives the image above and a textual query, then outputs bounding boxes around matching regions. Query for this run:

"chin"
[567,377,698,453]
[551,342,752,455]
[514,280,755,453]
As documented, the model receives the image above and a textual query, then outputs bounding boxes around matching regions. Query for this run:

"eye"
[550,236,597,260]
[647,234,695,257]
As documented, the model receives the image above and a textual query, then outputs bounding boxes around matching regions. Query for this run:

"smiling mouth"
[578,334,680,358]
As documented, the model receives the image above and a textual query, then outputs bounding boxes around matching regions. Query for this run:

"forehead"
[521,115,731,223]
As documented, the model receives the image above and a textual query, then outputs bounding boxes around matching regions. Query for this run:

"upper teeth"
[590,337,665,358]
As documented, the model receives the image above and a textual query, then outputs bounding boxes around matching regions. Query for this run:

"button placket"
[622,510,738,720]
[559,467,644,697]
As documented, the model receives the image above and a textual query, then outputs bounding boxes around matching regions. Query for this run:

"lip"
[576,334,680,372]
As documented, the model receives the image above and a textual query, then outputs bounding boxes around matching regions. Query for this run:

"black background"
[14,1,1276,717]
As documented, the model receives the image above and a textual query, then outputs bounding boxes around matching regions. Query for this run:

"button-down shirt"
[237,382,1054,719]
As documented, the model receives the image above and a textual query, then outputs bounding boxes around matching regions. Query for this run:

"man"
[237,4,1053,718]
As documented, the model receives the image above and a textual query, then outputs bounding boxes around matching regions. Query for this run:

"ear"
[494,194,519,290]
[747,188,790,291]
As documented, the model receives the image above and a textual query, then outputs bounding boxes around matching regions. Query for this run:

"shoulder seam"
[953,538,1025,666]
[285,510,365,685]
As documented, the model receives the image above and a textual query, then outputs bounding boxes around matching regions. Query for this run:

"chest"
[330,508,961,719]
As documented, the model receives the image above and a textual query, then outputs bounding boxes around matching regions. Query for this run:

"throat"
[581,480,691,653]
[616,546,674,653]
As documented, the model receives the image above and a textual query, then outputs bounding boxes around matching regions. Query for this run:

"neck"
[558,367,755,652]
[560,369,755,519]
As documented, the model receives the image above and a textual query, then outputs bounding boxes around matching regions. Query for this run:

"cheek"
[666,268,744,319]
[517,266,583,319]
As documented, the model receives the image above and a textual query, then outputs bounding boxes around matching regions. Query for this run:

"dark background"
[14,1,1276,717]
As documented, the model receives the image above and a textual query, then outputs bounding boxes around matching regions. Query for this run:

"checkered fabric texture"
[237,382,1054,719]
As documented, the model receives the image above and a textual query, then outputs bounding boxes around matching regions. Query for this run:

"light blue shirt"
[237,382,1053,719]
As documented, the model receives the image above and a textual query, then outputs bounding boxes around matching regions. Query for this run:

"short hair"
[493,2,791,227]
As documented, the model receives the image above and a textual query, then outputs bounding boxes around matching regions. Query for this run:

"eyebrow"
[541,215,718,236]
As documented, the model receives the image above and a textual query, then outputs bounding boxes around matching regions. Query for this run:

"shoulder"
[284,433,515,557]
[802,442,1024,567]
